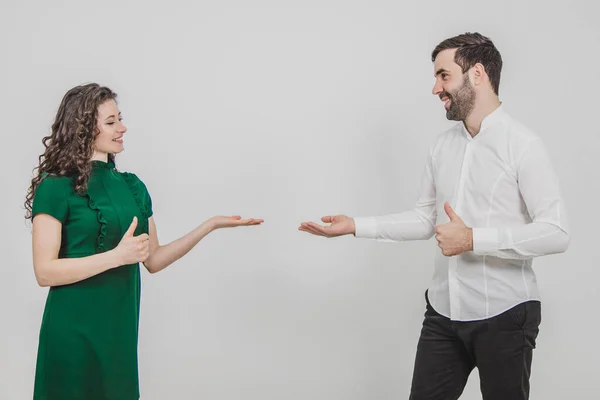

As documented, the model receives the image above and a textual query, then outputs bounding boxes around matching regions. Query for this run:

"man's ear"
[471,63,487,87]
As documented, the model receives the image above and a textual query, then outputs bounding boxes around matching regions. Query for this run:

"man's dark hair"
[432,32,503,95]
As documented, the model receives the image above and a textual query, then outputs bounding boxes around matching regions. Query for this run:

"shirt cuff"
[472,228,499,256]
[353,217,378,239]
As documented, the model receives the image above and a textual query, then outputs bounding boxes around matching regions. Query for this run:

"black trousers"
[409,292,541,400]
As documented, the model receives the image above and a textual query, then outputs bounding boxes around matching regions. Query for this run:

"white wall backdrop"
[2,0,598,399]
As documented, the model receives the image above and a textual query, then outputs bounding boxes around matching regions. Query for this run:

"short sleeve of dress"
[32,176,71,223]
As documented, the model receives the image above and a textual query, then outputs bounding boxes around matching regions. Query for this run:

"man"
[299,32,569,399]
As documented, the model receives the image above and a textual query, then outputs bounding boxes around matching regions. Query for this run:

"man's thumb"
[125,216,138,237]
[444,202,459,221]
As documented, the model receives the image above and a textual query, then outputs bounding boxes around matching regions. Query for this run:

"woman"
[25,83,263,400]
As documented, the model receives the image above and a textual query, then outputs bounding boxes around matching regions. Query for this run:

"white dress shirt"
[353,104,569,321]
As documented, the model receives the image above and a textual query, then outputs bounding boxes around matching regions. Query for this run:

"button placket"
[449,140,473,319]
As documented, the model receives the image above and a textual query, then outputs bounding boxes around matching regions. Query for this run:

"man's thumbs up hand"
[435,202,473,257]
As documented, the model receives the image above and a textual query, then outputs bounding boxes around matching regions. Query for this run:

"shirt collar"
[462,103,507,140]
[480,103,506,132]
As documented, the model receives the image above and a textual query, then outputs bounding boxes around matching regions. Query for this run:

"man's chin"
[445,111,460,121]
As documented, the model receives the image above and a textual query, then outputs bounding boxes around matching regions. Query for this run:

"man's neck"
[463,96,501,138]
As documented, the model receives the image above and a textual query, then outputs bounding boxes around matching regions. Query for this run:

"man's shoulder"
[429,123,463,154]
[502,112,541,144]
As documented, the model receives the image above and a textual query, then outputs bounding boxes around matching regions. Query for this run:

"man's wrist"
[353,217,377,239]
[466,227,473,252]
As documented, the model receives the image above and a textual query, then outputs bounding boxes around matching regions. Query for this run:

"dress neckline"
[91,160,116,170]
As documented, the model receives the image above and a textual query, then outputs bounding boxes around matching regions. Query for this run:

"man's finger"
[444,202,459,221]
[307,221,334,233]
[299,225,325,237]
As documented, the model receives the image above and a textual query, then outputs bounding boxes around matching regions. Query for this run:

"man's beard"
[443,74,476,121]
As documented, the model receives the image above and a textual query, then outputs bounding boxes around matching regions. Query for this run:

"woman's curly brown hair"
[24,83,118,220]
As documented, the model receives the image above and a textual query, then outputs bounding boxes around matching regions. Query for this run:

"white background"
[2,0,598,399]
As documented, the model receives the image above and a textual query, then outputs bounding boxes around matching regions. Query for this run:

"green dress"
[31,160,153,400]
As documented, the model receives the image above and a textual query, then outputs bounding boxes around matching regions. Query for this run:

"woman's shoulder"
[117,169,151,198]
[117,169,153,217]
[36,173,74,193]
[117,169,147,187]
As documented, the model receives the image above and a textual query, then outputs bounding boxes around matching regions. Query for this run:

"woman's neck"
[91,151,109,163]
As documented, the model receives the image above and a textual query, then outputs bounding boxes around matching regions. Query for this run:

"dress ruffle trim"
[121,173,150,232]
[87,193,108,253]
